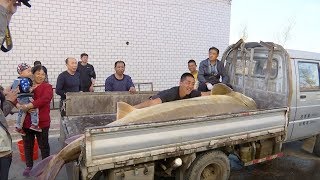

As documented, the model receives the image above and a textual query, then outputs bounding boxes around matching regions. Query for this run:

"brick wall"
[0,0,231,91]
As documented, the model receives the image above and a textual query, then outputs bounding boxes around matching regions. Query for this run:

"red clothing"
[23,82,53,129]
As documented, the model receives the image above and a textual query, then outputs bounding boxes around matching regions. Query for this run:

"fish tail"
[39,155,65,180]
[30,155,54,177]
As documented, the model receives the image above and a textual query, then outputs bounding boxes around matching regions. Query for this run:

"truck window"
[235,57,278,79]
[298,62,320,91]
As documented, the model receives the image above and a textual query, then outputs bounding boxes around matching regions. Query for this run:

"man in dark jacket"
[76,53,96,92]
[56,57,81,116]
[134,73,210,109]
[198,46,230,92]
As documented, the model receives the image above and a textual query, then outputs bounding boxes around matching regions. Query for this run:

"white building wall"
[0,0,231,91]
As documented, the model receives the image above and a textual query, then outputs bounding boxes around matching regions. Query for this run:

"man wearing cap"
[0,0,31,52]
[0,0,30,179]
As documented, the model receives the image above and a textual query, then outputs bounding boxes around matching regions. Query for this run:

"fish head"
[229,91,257,109]
[210,83,257,109]
[211,83,232,95]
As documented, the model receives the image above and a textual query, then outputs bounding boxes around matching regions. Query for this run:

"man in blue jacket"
[105,61,136,94]
[198,46,230,92]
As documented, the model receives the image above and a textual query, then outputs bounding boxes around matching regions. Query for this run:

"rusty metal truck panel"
[65,92,156,116]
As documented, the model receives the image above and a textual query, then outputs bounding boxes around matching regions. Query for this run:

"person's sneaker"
[29,125,42,132]
[23,167,32,176]
[15,127,26,136]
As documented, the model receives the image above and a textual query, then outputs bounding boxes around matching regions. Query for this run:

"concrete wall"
[0,0,231,91]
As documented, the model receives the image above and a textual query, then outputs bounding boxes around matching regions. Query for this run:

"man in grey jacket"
[198,46,230,92]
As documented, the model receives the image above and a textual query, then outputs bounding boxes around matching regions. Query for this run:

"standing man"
[134,73,209,109]
[188,59,198,89]
[56,57,80,116]
[198,47,230,92]
[0,89,18,180]
[1,0,29,179]
[105,60,136,94]
[76,53,96,92]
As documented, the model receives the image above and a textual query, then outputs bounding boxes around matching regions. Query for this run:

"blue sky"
[230,0,319,52]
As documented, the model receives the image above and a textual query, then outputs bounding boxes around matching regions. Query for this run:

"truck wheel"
[313,135,320,157]
[185,151,230,180]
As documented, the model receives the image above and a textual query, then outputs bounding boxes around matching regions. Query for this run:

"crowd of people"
[0,49,231,177]
[55,46,230,110]
[0,46,231,178]
[0,0,231,179]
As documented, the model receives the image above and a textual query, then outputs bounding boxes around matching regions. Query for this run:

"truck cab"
[222,39,320,143]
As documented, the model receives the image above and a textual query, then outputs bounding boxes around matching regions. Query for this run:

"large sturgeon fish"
[111,83,257,126]
[31,83,256,179]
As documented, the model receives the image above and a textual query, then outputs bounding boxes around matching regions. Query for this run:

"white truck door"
[290,59,320,140]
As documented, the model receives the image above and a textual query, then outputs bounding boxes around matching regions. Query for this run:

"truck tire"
[313,135,320,157]
[185,150,230,180]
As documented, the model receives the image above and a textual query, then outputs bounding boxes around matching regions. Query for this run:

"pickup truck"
[60,39,320,180]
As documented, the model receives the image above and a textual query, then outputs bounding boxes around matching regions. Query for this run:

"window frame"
[234,56,279,79]
[298,61,320,92]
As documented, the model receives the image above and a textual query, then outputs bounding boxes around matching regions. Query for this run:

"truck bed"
[62,114,116,138]
[61,91,155,138]
[60,92,287,178]
[73,108,287,175]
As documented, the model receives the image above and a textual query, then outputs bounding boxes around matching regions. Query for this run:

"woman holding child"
[16,65,53,176]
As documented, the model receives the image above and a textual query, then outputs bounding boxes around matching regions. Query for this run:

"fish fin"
[117,102,136,120]
[229,92,257,109]
[211,83,232,95]
[30,155,54,177]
